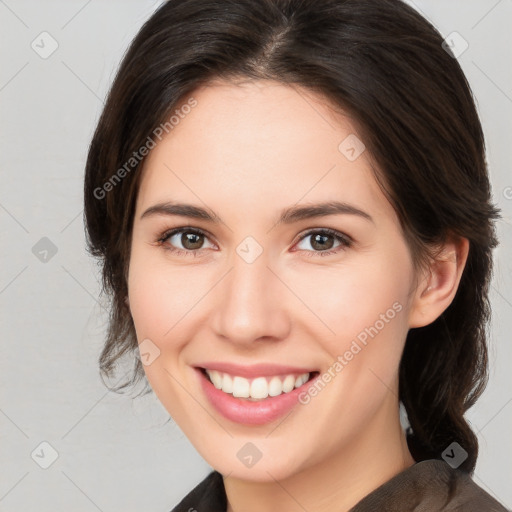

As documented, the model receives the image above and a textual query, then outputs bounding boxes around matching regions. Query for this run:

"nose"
[210,245,291,347]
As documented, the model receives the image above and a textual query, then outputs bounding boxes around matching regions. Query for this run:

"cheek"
[127,243,199,339]
[127,251,193,409]
[293,251,412,350]
[128,266,170,342]
[292,259,412,446]
[127,245,217,389]
[297,246,414,411]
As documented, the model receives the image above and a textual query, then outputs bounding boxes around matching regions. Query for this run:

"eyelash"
[156,226,353,258]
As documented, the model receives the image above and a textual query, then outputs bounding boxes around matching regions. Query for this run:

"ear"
[408,236,469,328]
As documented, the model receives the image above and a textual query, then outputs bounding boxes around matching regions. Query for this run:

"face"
[128,79,418,482]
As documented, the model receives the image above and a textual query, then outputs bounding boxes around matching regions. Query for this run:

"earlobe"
[409,237,469,328]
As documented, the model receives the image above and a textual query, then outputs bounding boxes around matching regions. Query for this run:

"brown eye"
[309,233,335,251]
[295,229,352,256]
[179,232,204,250]
[158,227,215,255]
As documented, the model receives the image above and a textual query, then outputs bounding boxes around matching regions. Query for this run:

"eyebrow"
[140,200,374,225]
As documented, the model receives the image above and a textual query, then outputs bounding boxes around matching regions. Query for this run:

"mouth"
[197,367,320,402]
[194,363,321,425]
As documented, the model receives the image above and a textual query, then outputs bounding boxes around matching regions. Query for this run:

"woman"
[83,0,509,510]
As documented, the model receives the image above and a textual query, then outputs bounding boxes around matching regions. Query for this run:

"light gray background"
[1,1,511,510]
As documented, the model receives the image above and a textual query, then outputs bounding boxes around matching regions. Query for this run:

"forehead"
[135,79,393,224]
[165,78,359,167]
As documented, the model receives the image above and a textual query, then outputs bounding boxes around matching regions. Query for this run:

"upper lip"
[195,362,317,378]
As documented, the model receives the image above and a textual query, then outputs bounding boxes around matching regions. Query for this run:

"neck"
[224,402,415,512]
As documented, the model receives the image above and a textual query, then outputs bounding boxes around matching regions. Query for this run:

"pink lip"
[195,367,319,425]
[194,361,315,379]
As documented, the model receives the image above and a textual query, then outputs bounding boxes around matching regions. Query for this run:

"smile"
[195,364,320,425]
[203,368,311,400]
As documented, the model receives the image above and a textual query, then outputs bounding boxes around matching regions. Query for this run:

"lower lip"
[196,368,318,425]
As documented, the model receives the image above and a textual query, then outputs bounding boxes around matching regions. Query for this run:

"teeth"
[282,375,295,393]
[232,376,250,398]
[250,377,268,399]
[221,373,233,393]
[209,370,223,390]
[268,376,283,397]
[205,369,310,400]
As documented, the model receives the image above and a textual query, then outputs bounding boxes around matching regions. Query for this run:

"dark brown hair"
[83,0,500,473]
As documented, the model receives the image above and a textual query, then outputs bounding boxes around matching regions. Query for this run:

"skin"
[127,79,469,512]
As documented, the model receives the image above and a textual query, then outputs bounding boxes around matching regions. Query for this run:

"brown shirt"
[170,459,509,511]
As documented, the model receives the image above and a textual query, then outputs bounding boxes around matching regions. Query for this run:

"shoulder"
[350,459,510,512]
[435,461,510,512]
[169,462,510,512]
[169,470,226,512]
